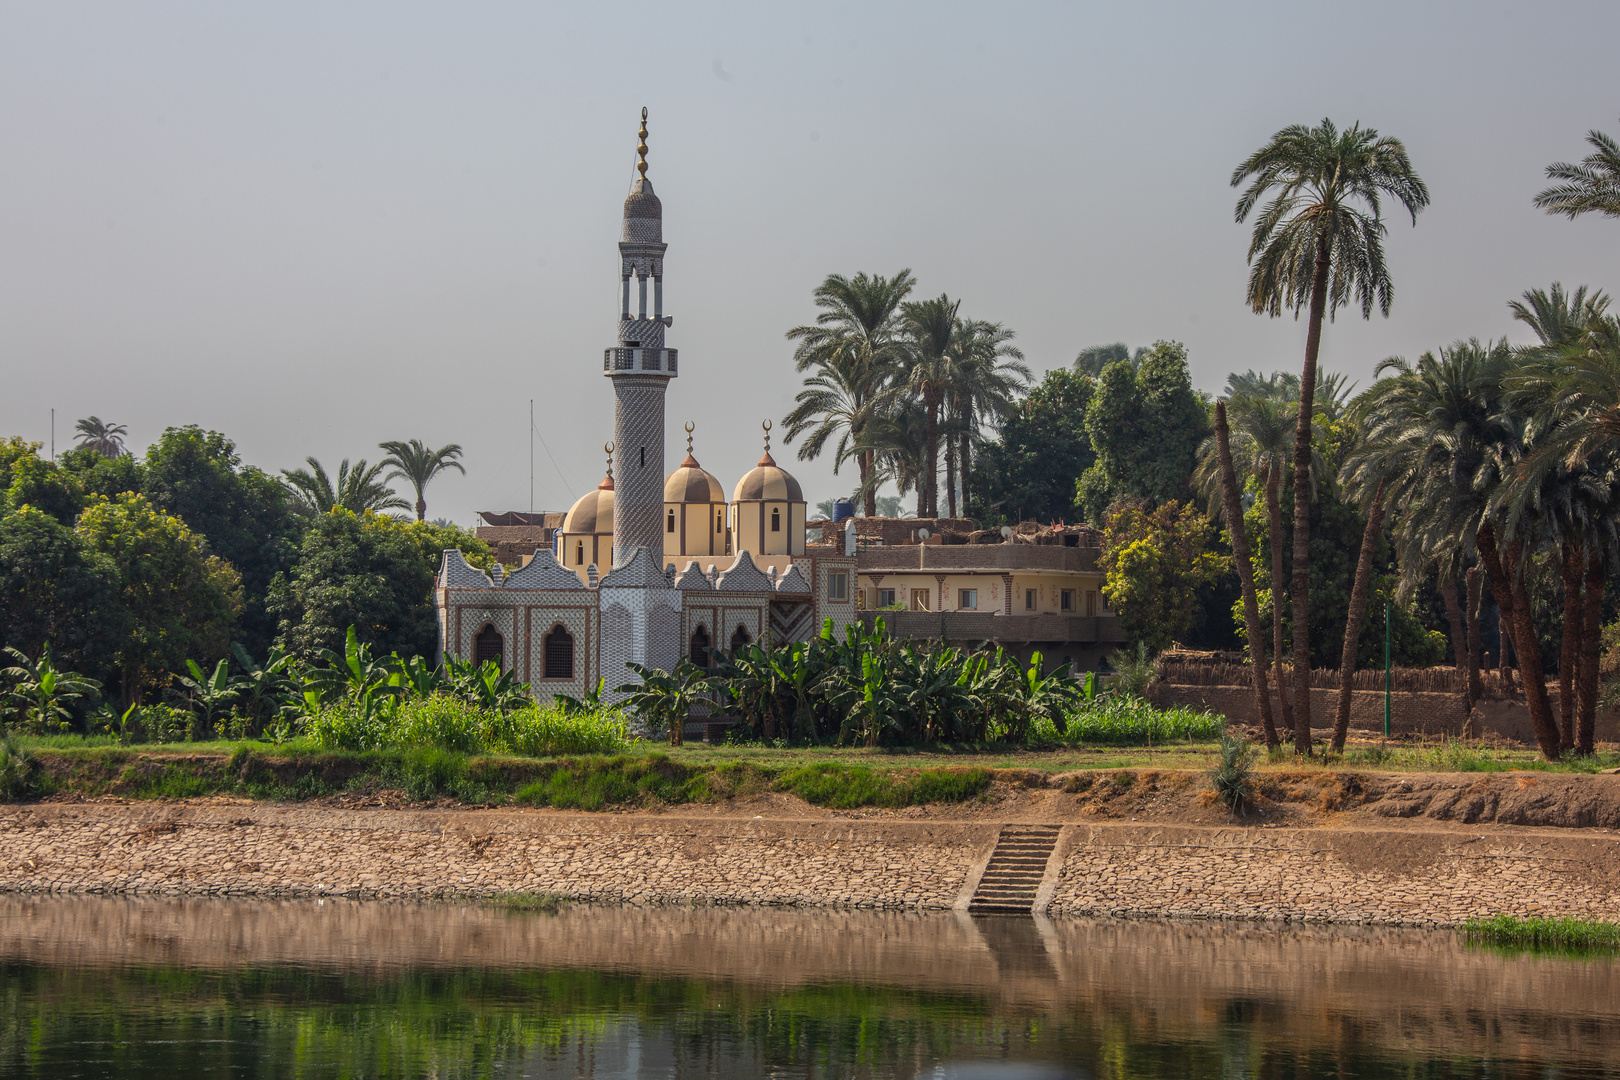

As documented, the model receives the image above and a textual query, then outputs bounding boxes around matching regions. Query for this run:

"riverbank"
[4,788,1618,926]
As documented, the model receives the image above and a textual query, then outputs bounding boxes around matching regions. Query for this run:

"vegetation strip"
[1461,915,1620,954]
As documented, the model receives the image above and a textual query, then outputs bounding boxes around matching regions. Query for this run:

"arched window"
[715,508,723,533]
[473,624,504,669]
[689,624,711,667]
[770,507,781,532]
[576,540,585,565]
[730,624,752,653]
[543,624,575,679]
[667,508,676,533]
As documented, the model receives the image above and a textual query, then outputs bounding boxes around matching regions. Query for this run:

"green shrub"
[1208,733,1255,814]
[512,754,694,810]
[1031,696,1221,746]
[304,696,629,758]
[773,763,990,809]
[0,736,38,800]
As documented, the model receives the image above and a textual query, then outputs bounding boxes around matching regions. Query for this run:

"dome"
[622,177,662,243]
[664,451,725,504]
[732,449,804,503]
[563,476,615,535]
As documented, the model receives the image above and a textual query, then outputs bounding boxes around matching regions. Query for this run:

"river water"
[0,896,1616,1078]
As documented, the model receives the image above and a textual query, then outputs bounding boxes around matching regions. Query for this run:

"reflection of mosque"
[435,111,857,703]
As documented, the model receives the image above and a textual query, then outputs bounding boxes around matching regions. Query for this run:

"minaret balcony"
[603,347,678,375]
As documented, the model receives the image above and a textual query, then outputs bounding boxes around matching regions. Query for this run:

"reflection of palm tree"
[1232,116,1429,748]
[1535,122,1620,221]
[783,271,914,517]
[281,458,410,517]
[378,439,466,521]
[73,417,129,459]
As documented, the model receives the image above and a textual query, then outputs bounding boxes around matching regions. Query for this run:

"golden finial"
[600,441,616,490]
[636,107,649,176]
[684,420,695,454]
[762,418,772,453]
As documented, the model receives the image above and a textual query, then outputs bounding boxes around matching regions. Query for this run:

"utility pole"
[1384,598,1392,739]
[50,409,55,461]
[529,399,535,514]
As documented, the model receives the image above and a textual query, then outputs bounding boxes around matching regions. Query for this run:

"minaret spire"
[637,107,649,177]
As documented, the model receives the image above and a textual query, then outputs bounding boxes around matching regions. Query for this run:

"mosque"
[434,110,859,702]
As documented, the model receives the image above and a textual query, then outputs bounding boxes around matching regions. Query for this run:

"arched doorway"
[473,624,504,669]
[543,624,575,680]
[689,624,711,667]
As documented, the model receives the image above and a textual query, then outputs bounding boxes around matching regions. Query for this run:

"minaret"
[605,107,676,566]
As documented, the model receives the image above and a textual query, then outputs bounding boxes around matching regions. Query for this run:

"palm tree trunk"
[945,433,957,520]
[1466,566,1484,704]
[1331,481,1385,753]
[1579,548,1602,755]
[1215,402,1278,749]
[924,396,940,517]
[415,498,427,522]
[1265,470,1294,737]
[1440,570,1472,718]
[861,452,877,517]
[1290,234,1332,754]
[1558,540,1583,750]
[1477,524,1560,760]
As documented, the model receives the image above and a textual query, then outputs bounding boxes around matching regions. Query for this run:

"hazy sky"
[3,1,1617,526]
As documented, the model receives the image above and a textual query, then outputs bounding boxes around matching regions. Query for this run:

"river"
[1,896,1615,1077]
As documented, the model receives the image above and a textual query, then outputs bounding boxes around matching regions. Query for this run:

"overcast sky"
[3,1,1617,526]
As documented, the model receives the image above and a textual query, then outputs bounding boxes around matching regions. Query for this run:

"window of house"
[730,624,752,653]
[1061,589,1075,612]
[771,507,781,532]
[689,624,711,667]
[910,588,931,612]
[828,571,849,600]
[474,624,504,669]
[877,588,897,608]
[855,587,867,610]
[1086,590,1097,617]
[667,509,676,533]
[1025,589,1036,611]
[958,588,977,610]
[542,624,574,679]
[576,540,585,565]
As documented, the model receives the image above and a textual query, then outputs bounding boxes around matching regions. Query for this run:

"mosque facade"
[434,110,858,702]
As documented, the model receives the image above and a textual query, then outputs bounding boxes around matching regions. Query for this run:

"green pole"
[1384,598,1392,739]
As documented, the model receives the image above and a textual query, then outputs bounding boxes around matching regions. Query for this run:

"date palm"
[896,294,962,516]
[942,318,1029,519]
[783,270,914,517]
[1535,122,1620,221]
[855,399,930,518]
[378,439,466,521]
[280,457,409,517]
[1231,117,1429,746]
[73,416,129,459]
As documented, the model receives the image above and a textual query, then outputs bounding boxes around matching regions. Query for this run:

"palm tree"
[280,457,410,517]
[1535,122,1620,221]
[378,439,466,521]
[1208,401,1279,749]
[782,271,914,517]
[896,294,961,516]
[73,417,129,459]
[942,319,1030,519]
[1231,117,1429,744]
[855,400,931,518]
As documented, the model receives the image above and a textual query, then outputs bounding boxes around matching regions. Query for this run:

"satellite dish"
[1000,526,1013,539]
[917,528,931,540]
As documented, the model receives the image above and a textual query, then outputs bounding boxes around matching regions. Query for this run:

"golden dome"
[732,448,804,503]
[563,473,615,535]
[665,450,726,504]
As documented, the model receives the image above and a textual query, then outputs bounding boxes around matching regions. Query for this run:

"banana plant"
[444,656,530,713]
[390,653,444,700]
[555,677,606,717]
[230,643,300,735]
[618,660,706,746]
[175,658,240,739]
[306,627,401,708]
[0,646,101,734]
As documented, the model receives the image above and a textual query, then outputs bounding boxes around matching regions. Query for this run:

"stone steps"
[968,825,1061,915]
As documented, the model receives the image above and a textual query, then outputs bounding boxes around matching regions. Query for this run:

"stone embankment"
[4,800,1618,927]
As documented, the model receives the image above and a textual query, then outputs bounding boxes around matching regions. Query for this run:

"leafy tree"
[73,417,130,459]
[4,453,84,525]
[141,427,302,660]
[76,493,242,705]
[1535,120,1620,221]
[0,438,40,493]
[1073,343,1145,377]
[969,368,1096,525]
[56,445,144,501]
[1079,341,1210,521]
[281,457,409,518]
[1231,117,1429,739]
[378,439,466,522]
[783,270,915,517]
[268,511,490,663]
[1100,501,1227,652]
[0,506,120,678]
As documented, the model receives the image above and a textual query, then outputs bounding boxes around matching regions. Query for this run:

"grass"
[1461,915,1620,955]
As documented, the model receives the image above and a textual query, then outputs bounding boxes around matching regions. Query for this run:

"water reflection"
[0,896,1615,1078]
